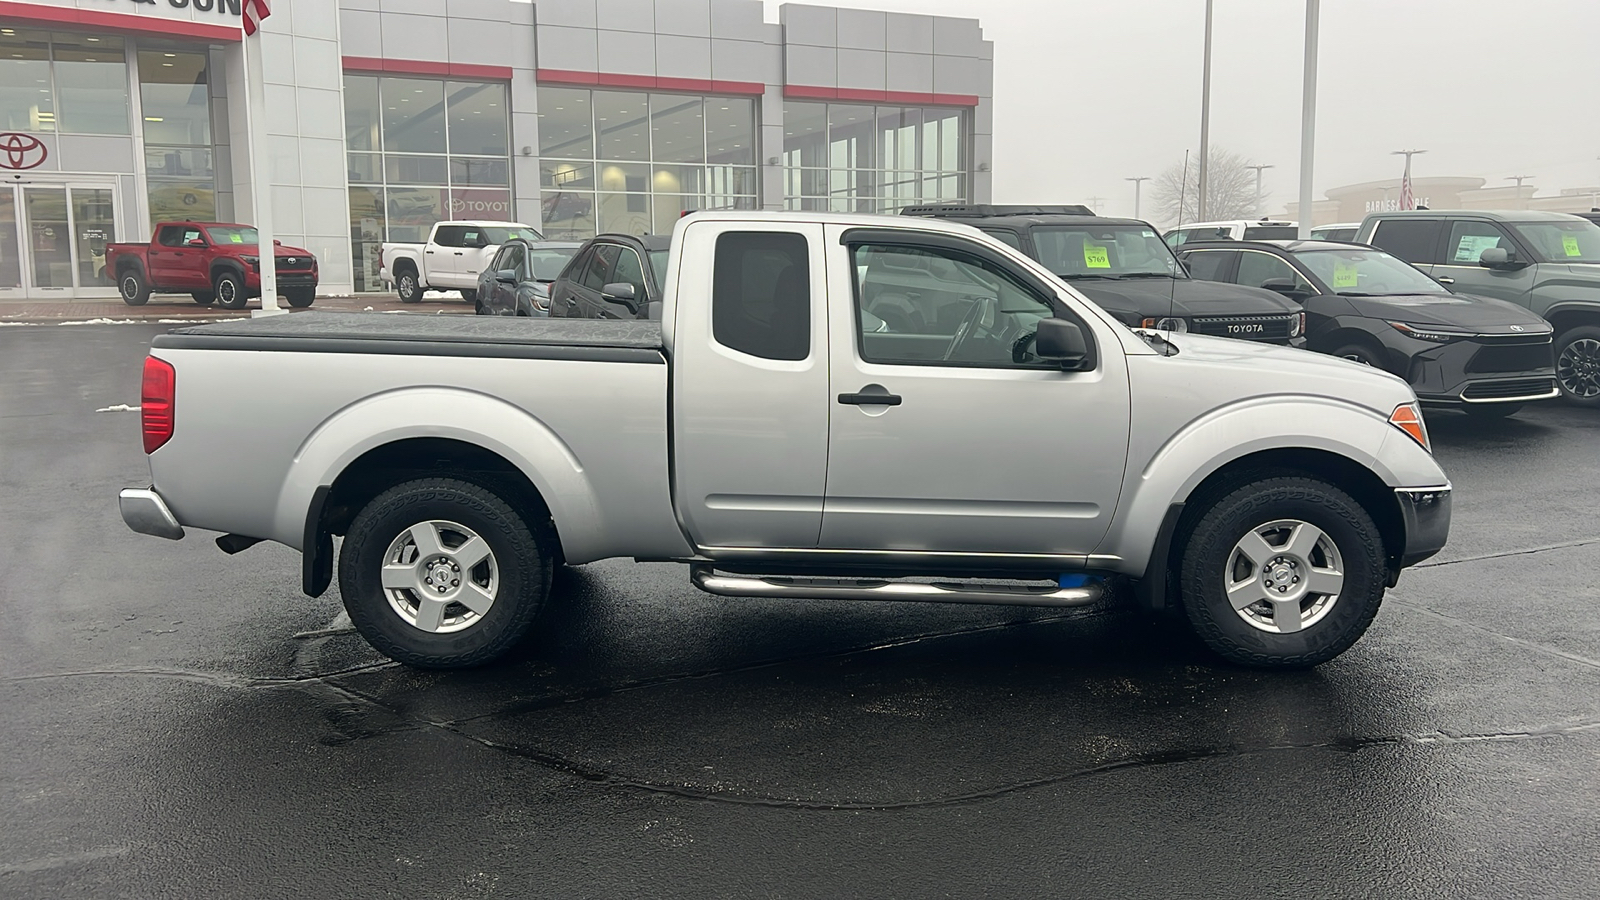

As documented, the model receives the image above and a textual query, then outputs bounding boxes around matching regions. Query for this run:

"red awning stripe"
[342,57,514,81]
[534,69,766,96]
[782,84,979,107]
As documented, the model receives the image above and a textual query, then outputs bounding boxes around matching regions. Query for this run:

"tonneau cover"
[153,312,665,362]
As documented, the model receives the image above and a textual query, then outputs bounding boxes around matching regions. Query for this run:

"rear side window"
[712,232,810,361]
[1182,249,1233,281]
[1368,219,1442,264]
[432,225,463,248]
[156,226,186,247]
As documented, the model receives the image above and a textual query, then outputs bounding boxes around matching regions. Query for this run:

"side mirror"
[273,239,282,246]
[187,238,207,248]
[1478,247,1523,270]
[495,269,517,285]
[1035,318,1089,368]
[1260,277,1309,299]
[600,281,640,315]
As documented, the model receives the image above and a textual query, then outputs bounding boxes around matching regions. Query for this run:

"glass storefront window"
[0,30,53,132]
[345,74,380,152]
[54,34,129,135]
[381,78,446,154]
[783,100,968,213]
[146,147,212,178]
[446,81,508,156]
[72,187,115,285]
[347,74,514,289]
[139,50,210,145]
[537,87,758,239]
[147,182,216,225]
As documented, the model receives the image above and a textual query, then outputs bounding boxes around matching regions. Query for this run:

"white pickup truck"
[380,220,543,305]
[119,211,1451,672]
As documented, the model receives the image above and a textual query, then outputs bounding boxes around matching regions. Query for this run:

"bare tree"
[1151,147,1267,226]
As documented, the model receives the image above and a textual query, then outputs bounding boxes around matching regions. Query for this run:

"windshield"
[206,226,258,246]
[1293,247,1448,296]
[526,247,577,280]
[1508,219,1600,264]
[482,226,541,244]
[649,249,670,277]
[1030,225,1182,279]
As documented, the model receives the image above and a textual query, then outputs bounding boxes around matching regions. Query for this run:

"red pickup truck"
[106,222,319,310]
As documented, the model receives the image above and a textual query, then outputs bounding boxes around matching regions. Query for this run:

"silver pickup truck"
[119,211,1451,670]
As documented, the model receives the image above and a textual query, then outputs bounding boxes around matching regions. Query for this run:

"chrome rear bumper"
[119,488,185,540]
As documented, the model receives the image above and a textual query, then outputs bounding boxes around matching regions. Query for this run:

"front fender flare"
[1099,396,1430,576]
[272,387,605,560]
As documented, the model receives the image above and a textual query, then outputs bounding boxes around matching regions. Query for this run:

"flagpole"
[243,21,280,316]
[1296,0,1319,239]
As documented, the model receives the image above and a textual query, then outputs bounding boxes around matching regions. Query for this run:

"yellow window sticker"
[1332,260,1359,288]
[1083,244,1110,268]
[230,234,243,243]
[1563,234,1582,257]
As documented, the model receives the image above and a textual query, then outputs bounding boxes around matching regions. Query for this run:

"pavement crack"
[1389,600,1600,670]
[1,660,399,690]
[1416,537,1600,569]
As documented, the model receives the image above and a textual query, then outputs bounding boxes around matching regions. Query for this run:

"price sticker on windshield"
[1332,259,1359,288]
[1083,244,1110,268]
[230,234,243,243]
[1563,234,1582,257]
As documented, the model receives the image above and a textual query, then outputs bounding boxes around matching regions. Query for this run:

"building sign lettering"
[96,0,243,16]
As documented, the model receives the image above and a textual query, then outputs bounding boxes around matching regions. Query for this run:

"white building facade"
[0,0,994,298]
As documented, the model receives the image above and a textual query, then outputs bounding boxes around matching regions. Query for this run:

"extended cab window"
[712,232,809,361]
[852,242,1058,368]
[1368,219,1442,264]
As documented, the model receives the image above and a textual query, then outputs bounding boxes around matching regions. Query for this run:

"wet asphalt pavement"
[3,324,1599,898]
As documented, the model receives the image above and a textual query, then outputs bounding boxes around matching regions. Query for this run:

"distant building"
[1286,176,1600,226]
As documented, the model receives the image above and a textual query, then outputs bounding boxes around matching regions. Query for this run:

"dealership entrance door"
[0,178,120,301]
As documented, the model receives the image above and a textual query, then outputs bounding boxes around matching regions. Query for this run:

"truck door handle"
[454,251,464,256]
[425,250,434,255]
[838,388,902,406]
[1436,276,1455,285]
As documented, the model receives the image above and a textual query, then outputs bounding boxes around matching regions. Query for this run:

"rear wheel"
[191,291,215,306]
[119,269,150,306]
[1331,343,1385,371]
[396,269,422,304]
[214,270,248,310]
[284,287,315,308]
[338,478,552,669]
[1179,476,1386,669]
[1554,326,1600,407]
[460,288,477,304]
[1463,403,1522,419]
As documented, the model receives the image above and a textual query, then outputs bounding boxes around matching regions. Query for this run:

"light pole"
[1197,0,1215,221]
[1507,174,1534,209]
[1085,195,1108,213]
[1125,176,1150,219]
[1297,0,1319,238]
[1245,164,1274,216]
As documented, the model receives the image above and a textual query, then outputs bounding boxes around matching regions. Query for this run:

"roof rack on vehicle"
[899,203,1096,218]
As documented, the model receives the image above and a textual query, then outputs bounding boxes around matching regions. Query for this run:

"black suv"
[900,205,1305,345]
[548,233,671,320]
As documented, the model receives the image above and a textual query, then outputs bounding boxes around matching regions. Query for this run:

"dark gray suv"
[1357,210,1600,405]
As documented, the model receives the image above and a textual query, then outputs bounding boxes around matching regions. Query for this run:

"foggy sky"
[763,0,1600,224]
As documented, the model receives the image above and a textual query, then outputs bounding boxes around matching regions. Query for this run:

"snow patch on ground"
[96,404,142,413]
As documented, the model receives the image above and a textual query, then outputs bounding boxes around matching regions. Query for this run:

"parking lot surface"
[4,324,1599,898]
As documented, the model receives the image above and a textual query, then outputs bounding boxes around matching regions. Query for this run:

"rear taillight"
[141,356,175,454]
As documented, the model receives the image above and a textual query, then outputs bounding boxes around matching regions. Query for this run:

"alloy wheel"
[380,519,499,633]
[1557,338,1600,399]
[1224,519,1345,634]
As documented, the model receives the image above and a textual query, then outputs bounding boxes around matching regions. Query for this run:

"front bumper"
[119,487,185,540]
[1395,486,1451,568]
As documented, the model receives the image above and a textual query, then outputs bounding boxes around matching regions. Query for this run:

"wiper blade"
[1118,272,1176,279]
[1058,273,1120,280]
[1336,291,1382,296]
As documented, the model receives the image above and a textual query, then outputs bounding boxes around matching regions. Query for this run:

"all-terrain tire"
[397,269,422,304]
[120,269,151,306]
[284,287,315,308]
[214,270,248,310]
[338,478,552,669]
[1179,476,1386,669]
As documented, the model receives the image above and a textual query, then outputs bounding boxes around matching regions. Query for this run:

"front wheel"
[284,287,315,308]
[338,478,552,669]
[1179,476,1386,669]
[214,270,248,310]
[1331,343,1385,371]
[1554,326,1600,407]
[191,291,215,306]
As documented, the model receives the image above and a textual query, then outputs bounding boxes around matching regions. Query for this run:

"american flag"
[242,0,271,36]
[1399,160,1415,211]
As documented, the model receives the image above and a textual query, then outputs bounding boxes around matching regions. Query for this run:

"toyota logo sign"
[0,133,48,170]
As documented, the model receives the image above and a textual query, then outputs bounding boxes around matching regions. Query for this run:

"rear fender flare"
[1099,397,1426,575]
[272,387,605,560]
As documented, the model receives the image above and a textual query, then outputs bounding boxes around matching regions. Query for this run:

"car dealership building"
[0,0,994,297]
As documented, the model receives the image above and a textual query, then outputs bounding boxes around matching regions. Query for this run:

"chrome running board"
[690,566,1103,608]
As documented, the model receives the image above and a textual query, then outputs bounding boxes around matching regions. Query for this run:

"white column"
[244,34,281,315]
[1297,0,1320,239]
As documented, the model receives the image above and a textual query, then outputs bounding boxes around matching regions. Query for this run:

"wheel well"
[115,258,143,277]
[393,258,418,277]
[1166,447,1405,585]
[1545,309,1600,338]
[210,261,245,284]
[322,437,563,563]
